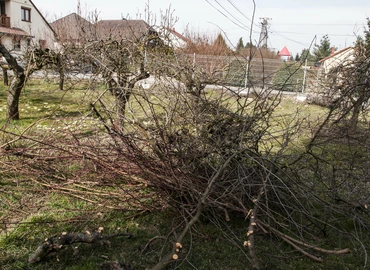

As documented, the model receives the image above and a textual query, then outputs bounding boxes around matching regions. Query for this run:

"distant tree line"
[235,34,334,63]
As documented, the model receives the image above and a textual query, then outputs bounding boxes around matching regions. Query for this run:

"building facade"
[0,0,55,54]
[319,47,354,74]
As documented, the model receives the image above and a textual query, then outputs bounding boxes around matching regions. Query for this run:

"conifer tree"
[236,37,244,51]
[312,34,332,62]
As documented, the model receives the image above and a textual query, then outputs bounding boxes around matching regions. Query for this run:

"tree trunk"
[7,74,25,120]
[349,95,365,132]
[114,64,149,131]
[59,69,65,91]
[115,89,131,130]
[57,54,65,90]
[2,67,8,85]
[0,44,25,121]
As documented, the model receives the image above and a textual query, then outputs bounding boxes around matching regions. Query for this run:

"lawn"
[1,78,369,270]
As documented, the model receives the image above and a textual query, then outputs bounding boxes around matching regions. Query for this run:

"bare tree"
[84,38,150,129]
[0,44,65,120]
[321,20,370,132]
[0,44,26,120]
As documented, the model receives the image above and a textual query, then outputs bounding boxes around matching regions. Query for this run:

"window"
[26,38,31,48]
[21,7,31,22]
[13,37,21,50]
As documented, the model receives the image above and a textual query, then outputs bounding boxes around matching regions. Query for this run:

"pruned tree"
[0,43,66,120]
[0,44,25,120]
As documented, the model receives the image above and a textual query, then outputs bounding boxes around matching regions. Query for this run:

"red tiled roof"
[51,15,155,42]
[278,46,291,56]
[166,27,191,44]
[94,20,154,40]
[0,27,33,37]
[319,46,353,63]
[50,13,93,41]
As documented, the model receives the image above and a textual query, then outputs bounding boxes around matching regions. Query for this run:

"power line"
[205,0,251,31]
[271,30,357,37]
[273,23,364,26]
[226,0,254,24]
[215,0,253,30]
[269,31,312,47]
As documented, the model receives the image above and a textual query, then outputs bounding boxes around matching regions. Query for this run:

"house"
[318,46,354,74]
[0,0,56,54]
[49,13,93,46]
[51,13,159,46]
[163,27,191,49]
[94,19,157,42]
[278,46,291,60]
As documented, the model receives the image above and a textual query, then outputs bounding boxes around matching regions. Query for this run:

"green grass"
[2,206,367,269]
[1,78,370,269]
[0,78,107,128]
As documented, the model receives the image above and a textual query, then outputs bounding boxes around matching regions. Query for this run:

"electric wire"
[214,0,253,30]
[204,0,359,53]
[205,0,251,31]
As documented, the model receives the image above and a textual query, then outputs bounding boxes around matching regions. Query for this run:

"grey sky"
[32,0,369,56]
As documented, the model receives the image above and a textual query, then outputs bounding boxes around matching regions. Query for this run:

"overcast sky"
[32,0,369,56]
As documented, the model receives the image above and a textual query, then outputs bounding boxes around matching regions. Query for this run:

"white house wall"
[8,0,55,49]
[0,37,13,51]
[322,48,354,73]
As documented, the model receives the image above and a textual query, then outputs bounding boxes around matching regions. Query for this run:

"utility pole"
[258,17,271,48]
[301,59,310,93]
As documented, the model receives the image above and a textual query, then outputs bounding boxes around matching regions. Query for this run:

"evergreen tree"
[300,48,314,62]
[295,53,300,61]
[214,33,228,48]
[245,42,255,49]
[236,37,244,51]
[312,35,332,62]
[213,33,231,54]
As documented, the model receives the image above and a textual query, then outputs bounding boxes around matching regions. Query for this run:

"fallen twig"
[28,227,133,264]
[258,221,350,262]
[244,187,265,270]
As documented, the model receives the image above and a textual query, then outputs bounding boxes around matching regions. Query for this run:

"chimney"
[331,47,335,55]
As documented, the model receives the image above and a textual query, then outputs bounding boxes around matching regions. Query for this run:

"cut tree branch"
[258,221,350,262]
[29,228,133,264]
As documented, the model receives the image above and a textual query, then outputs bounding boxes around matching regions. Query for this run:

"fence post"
[192,53,196,80]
